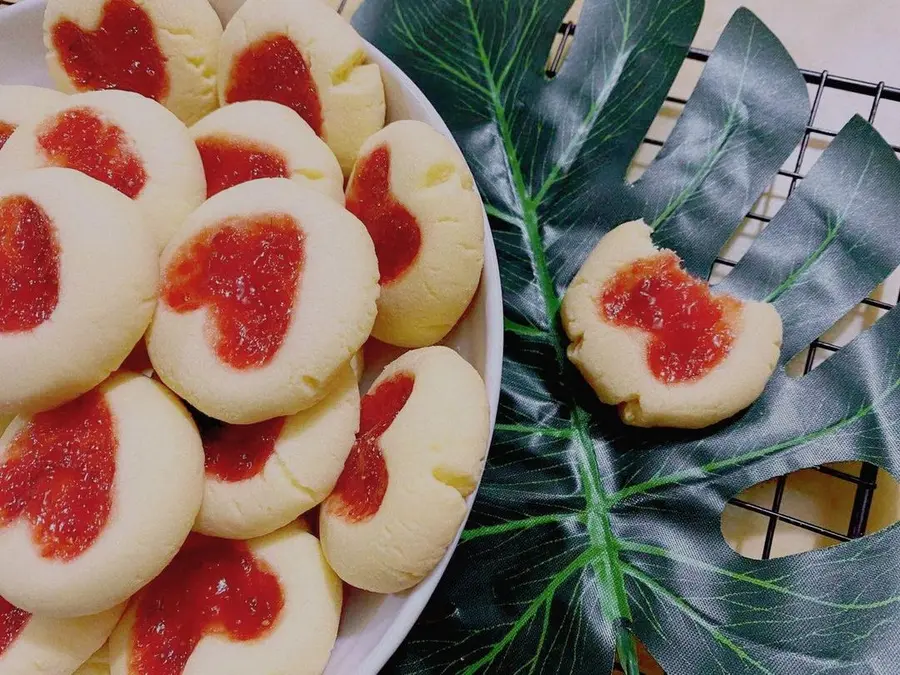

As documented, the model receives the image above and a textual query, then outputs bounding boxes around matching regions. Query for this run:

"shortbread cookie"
[0,168,157,415]
[346,121,484,347]
[44,0,223,124]
[0,86,66,151]
[320,346,489,593]
[191,101,343,202]
[562,220,782,429]
[74,643,110,675]
[218,0,385,174]
[0,374,204,617]
[0,597,121,675]
[109,523,341,675]
[0,89,205,249]
[194,365,359,539]
[147,178,379,424]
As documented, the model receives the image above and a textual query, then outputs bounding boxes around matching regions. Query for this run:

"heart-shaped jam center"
[346,145,422,285]
[197,412,286,483]
[0,195,60,334]
[50,0,169,102]
[599,252,739,384]
[0,390,116,561]
[195,135,290,199]
[37,107,148,199]
[327,372,415,523]
[131,534,284,675]
[162,214,305,370]
[225,35,323,137]
[0,596,29,657]
[0,121,16,151]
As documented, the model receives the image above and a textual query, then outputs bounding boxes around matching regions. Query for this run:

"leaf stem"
[461,512,583,542]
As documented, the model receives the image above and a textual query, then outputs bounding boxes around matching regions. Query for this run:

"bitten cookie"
[0,168,157,415]
[190,101,343,202]
[147,178,379,424]
[0,85,66,151]
[194,365,359,539]
[44,0,223,124]
[109,522,341,675]
[346,121,484,347]
[320,346,489,593]
[0,597,122,675]
[0,374,204,618]
[0,89,206,249]
[562,220,782,429]
[218,0,385,174]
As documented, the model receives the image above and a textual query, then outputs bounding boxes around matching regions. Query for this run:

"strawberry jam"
[0,122,15,150]
[131,534,284,675]
[37,107,147,199]
[162,214,304,370]
[225,35,323,136]
[328,373,415,522]
[0,390,116,561]
[50,0,169,102]
[0,596,29,656]
[599,252,738,383]
[195,135,290,198]
[0,195,60,334]
[346,145,422,285]
[201,417,285,483]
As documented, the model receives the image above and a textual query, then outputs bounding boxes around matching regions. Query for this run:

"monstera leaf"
[354,1,900,673]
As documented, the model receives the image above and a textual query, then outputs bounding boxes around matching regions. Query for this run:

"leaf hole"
[721,461,900,559]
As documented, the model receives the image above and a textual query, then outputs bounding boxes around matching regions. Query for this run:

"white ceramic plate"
[0,1,503,672]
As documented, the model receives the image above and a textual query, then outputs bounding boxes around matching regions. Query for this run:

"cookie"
[190,101,343,203]
[320,346,489,593]
[346,121,484,348]
[194,365,359,539]
[0,168,157,415]
[147,178,379,424]
[0,89,206,249]
[74,644,110,675]
[562,220,783,429]
[218,0,385,174]
[0,373,204,618]
[44,0,223,125]
[109,522,341,675]
[0,85,66,151]
[0,597,121,675]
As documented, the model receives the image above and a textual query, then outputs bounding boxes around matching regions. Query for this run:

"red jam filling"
[50,0,169,102]
[225,35,323,136]
[37,107,147,199]
[201,417,286,483]
[0,196,60,334]
[0,596,29,657]
[0,121,15,150]
[328,373,415,522]
[599,251,739,383]
[131,534,284,675]
[195,135,290,198]
[0,390,116,561]
[162,214,305,370]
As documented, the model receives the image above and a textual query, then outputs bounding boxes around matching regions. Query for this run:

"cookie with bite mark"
[0,89,206,250]
[320,346,489,593]
[0,86,67,151]
[44,0,223,125]
[0,373,204,618]
[0,168,157,415]
[218,0,385,174]
[346,121,485,348]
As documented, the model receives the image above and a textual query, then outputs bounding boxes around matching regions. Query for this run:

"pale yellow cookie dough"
[44,0,223,125]
[218,0,385,174]
[0,374,204,618]
[0,89,206,250]
[347,121,485,348]
[0,168,158,415]
[0,85,66,148]
[562,220,782,429]
[320,346,489,593]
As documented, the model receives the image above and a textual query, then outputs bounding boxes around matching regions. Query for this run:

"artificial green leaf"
[354,1,900,673]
